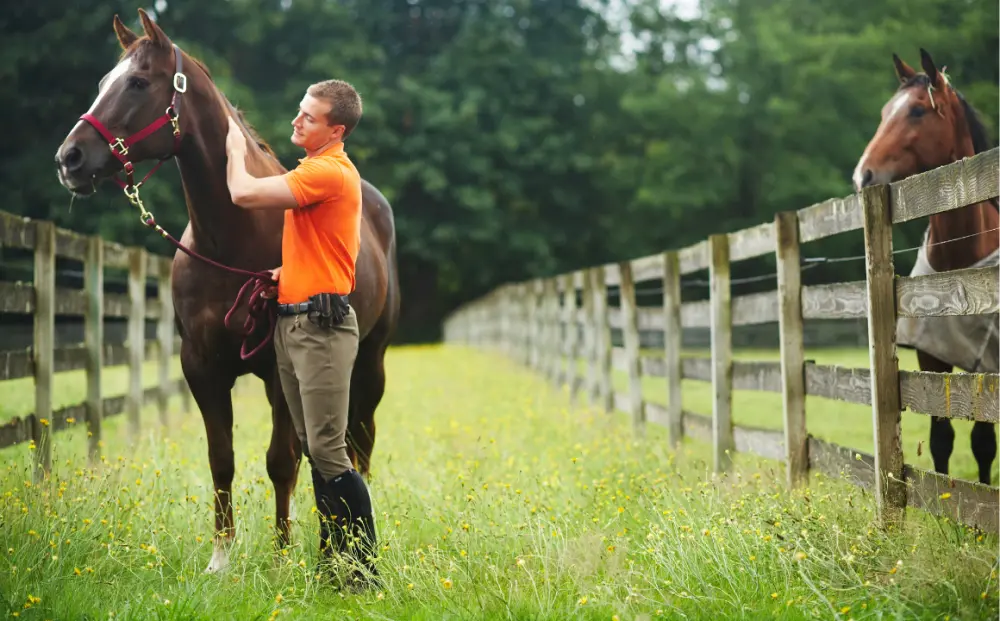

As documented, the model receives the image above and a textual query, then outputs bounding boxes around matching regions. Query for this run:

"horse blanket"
[896,228,999,373]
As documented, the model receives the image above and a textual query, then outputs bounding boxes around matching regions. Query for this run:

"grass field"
[0,345,997,620]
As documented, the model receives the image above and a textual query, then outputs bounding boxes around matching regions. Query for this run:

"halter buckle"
[173,72,188,94]
[110,138,129,157]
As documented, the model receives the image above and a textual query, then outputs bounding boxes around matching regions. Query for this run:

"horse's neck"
[925,108,999,271]
[174,103,282,264]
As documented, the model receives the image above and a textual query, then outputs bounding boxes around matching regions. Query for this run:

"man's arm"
[225,117,299,211]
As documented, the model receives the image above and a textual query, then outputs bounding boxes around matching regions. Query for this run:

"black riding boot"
[312,466,379,590]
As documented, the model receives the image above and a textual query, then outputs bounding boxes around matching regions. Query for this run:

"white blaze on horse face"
[87,57,133,115]
[853,90,912,191]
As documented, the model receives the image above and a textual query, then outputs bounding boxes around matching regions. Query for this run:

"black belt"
[277,295,349,316]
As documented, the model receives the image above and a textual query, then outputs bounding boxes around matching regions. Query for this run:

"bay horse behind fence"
[853,48,998,486]
[54,10,400,572]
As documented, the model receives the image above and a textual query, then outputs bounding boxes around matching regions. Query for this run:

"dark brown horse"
[54,9,400,572]
[854,49,998,485]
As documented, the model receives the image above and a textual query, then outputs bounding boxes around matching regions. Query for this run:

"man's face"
[291,94,343,150]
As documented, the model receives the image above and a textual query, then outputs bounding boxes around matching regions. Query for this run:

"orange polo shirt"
[278,142,362,304]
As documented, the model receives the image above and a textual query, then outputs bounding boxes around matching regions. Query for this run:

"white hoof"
[203,540,231,574]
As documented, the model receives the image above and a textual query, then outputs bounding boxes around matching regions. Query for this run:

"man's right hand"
[261,266,281,299]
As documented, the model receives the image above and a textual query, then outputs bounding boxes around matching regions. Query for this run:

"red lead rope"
[144,215,277,360]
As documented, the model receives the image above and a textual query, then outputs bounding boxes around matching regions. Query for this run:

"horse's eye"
[909,105,925,118]
[127,76,149,90]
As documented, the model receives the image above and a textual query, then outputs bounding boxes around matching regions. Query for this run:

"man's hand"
[224,116,299,211]
[226,116,247,158]
[261,266,281,299]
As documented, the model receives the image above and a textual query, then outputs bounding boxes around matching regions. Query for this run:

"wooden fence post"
[563,272,580,403]
[582,268,597,407]
[592,266,613,413]
[662,250,683,448]
[85,236,104,465]
[709,234,734,473]
[128,247,146,439]
[618,260,645,434]
[32,220,55,481]
[529,280,541,371]
[775,211,807,488]
[861,184,906,527]
[157,258,173,427]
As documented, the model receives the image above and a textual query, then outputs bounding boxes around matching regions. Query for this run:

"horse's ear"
[113,15,139,50]
[892,53,916,83]
[919,48,941,86]
[137,8,170,47]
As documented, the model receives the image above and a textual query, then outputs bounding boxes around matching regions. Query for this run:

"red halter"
[79,43,187,201]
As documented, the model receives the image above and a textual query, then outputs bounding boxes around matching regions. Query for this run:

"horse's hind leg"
[971,422,997,485]
[918,350,955,475]
[182,349,237,574]
[346,337,388,479]
[261,368,302,550]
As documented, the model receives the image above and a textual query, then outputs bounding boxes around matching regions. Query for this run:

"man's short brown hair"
[307,79,363,139]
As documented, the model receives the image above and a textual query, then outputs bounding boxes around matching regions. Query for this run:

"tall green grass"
[0,345,996,620]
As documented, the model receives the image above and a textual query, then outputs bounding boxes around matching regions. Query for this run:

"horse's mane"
[900,73,995,155]
[120,36,279,160]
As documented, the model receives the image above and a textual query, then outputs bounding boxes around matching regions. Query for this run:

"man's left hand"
[226,116,247,157]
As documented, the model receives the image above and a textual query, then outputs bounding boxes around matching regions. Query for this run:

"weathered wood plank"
[681,410,713,443]
[797,194,863,243]
[54,228,89,261]
[0,210,36,249]
[102,241,131,269]
[682,356,712,382]
[0,341,163,381]
[0,378,186,450]
[632,254,665,284]
[732,290,779,326]
[808,437,876,490]
[900,371,1000,423]
[0,281,34,314]
[805,364,871,404]
[680,301,711,328]
[733,424,785,461]
[891,149,1000,223]
[732,361,782,392]
[592,266,613,412]
[897,266,998,317]
[679,241,710,275]
[105,292,131,318]
[728,222,776,262]
[902,464,999,533]
[775,210,808,488]
[863,183,906,527]
[801,282,867,320]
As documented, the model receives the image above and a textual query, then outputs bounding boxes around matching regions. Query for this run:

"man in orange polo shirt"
[224,79,377,590]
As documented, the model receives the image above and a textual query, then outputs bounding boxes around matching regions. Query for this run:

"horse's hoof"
[204,540,231,574]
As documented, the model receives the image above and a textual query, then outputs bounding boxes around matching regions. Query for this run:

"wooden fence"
[0,209,190,481]
[442,149,1000,533]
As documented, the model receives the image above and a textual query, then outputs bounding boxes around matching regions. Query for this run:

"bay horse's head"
[853,48,984,192]
[56,10,189,197]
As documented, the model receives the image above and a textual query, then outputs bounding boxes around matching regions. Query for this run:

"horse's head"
[853,48,973,192]
[56,9,188,196]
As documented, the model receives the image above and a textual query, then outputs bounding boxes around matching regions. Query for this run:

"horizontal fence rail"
[443,149,1000,533]
[0,210,193,480]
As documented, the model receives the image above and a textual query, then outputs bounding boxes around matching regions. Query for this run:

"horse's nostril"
[62,146,84,172]
[861,169,873,188]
